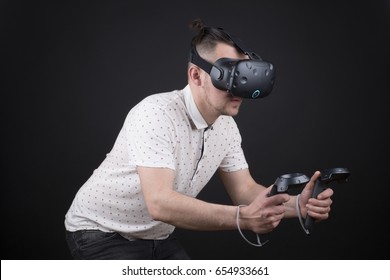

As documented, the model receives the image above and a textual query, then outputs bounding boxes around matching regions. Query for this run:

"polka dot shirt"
[64,85,249,240]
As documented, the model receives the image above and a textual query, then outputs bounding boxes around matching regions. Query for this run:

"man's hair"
[189,19,235,61]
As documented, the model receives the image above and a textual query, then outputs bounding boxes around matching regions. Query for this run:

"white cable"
[296,194,310,235]
[236,205,269,247]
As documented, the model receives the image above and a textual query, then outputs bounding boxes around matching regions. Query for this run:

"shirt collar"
[183,85,209,130]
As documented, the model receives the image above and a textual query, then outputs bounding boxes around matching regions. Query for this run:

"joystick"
[304,167,351,234]
[268,173,310,196]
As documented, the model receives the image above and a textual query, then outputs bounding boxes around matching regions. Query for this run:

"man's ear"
[188,65,202,86]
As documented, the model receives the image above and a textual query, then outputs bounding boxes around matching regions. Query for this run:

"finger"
[264,184,275,197]
[316,187,334,200]
[252,185,275,205]
[308,197,333,207]
[307,208,330,221]
[267,193,290,206]
[301,171,321,196]
[307,203,331,214]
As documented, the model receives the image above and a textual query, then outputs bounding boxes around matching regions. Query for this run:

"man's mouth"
[231,97,242,103]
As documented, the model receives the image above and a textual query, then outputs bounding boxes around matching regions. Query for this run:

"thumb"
[301,171,321,201]
[252,184,276,206]
[265,184,274,196]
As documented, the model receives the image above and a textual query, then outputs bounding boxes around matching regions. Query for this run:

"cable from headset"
[236,205,269,247]
[296,194,310,235]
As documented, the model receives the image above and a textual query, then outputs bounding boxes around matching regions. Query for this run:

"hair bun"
[189,18,207,33]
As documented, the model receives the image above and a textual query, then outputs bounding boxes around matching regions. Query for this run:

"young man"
[64,19,333,259]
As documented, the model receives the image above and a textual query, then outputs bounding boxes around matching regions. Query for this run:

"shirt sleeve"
[124,100,176,170]
[219,118,249,172]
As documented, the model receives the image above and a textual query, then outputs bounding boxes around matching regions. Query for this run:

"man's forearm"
[147,188,239,231]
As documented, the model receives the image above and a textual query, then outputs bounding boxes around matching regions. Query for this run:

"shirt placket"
[190,127,209,185]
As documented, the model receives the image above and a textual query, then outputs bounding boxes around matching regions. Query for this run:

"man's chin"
[223,108,240,117]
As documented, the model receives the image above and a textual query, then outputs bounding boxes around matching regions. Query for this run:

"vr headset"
[189,29,275,99]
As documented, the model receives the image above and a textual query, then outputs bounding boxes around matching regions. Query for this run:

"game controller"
[304,167,351,233]
[268,173,310,196]
[252,173,310,246]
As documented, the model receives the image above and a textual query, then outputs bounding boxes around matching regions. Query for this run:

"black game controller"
[304,167,351,233]
[268,173,310,196]
[258,173,310,245]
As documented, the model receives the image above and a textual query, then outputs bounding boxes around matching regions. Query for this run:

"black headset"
[189,28,275,99]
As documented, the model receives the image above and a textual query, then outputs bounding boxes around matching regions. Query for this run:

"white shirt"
[64,85,248,240]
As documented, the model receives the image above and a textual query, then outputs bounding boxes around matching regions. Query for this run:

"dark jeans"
[65,230,191,260]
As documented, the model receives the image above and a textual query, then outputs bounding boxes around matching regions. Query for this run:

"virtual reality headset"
[189,29,275,99]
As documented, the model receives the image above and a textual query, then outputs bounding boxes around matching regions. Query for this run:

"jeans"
[65,230,191,260]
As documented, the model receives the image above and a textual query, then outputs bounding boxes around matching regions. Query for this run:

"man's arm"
[137,166,289,234]
[137,166,238,231]
[218,168,265,206]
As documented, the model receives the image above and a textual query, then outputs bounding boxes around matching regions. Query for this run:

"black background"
[1,0,389,260]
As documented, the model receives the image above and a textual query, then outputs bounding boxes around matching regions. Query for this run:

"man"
[64,19,333,259]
